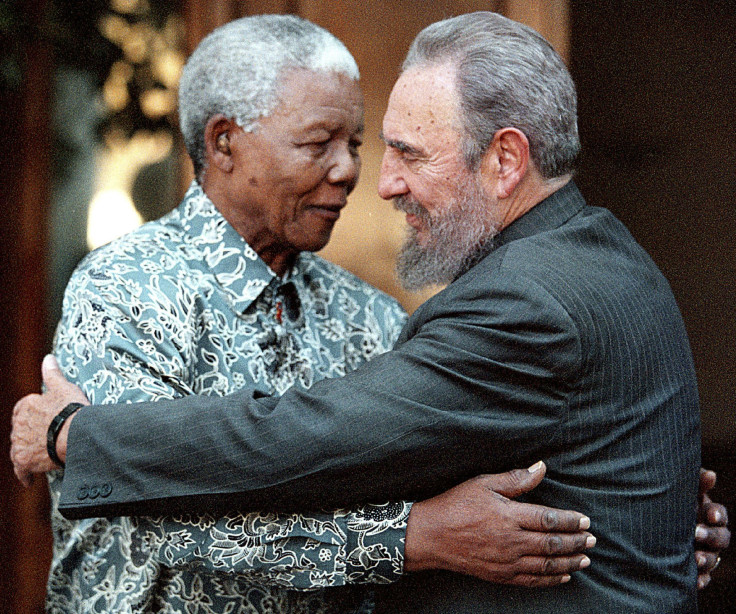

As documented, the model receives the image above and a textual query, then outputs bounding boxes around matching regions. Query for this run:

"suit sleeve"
[53,257,409,588]
[60,273,581,518]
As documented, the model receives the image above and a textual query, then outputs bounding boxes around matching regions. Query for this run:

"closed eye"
[303,140,331,155]
[349,138,363,155]
[379,132,423,160]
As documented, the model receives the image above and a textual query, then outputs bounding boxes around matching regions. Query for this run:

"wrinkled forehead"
[263,68,365,132]
[275,66,363,104]
[383,63,462,144]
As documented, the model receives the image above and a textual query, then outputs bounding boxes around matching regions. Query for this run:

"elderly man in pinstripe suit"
[12,11,729,613]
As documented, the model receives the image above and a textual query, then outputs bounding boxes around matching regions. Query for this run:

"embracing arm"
[12,275,595,588]
[16,360,730,586]
[59,278,573,517]
[14,360,595,588]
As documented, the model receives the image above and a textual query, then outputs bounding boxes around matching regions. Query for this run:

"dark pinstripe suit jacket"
[60,181,700,612]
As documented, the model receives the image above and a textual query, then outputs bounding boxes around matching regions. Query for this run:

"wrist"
[404,500,440,572]
[46,402,82,467]
[56,413,75,464]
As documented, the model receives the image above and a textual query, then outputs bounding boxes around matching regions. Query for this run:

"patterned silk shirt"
[47,182,411,614]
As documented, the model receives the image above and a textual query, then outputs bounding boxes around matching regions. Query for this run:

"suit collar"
[493,180,586,249]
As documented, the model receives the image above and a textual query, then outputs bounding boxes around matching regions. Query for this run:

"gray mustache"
[393,196,431,222]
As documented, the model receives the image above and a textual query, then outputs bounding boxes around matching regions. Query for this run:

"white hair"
[403,12,579,179]
[178,14,359,179]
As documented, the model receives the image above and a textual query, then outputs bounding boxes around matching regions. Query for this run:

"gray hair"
[178,14,360,179]
[403,12,579,179]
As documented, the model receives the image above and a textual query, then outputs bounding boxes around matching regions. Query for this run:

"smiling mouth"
[308,204,345,221]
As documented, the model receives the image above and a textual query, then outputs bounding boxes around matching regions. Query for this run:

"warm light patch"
[99,13,129,45]
[111,0,144,14]
[102,61,133,112]
[140,88,176,118]
[151,47,183,89]
[87,189,144,250]
[86,130,173,250]
[123,23,153,63]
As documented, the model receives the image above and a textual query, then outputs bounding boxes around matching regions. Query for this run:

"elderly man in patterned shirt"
[27,15,596,614]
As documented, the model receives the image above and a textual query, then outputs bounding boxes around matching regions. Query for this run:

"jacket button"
[99,483,112,498]
[88,485,100,499]
[77,485,89,500]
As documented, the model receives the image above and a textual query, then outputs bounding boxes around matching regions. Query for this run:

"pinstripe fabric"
[60,182,700,612]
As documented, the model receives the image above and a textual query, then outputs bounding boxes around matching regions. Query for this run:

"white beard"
[394,177,500,290]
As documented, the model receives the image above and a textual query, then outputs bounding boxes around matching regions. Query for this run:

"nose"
[327,144,360,192]
[377,150,408,200]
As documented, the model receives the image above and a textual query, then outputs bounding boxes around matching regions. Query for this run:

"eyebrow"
[302,119,365,137]
[379,132,423,157]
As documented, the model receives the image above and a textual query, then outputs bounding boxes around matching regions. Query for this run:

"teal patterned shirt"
[47,182,410,613]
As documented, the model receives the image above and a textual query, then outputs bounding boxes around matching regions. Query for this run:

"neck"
[254,249,296,277]
[498,173,572,230]
[200,177,296,277]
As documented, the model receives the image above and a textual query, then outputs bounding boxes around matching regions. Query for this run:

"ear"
[479,128,529,199]
[204,114,237,173]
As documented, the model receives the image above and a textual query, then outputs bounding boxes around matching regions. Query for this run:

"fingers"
[504,573,573,587]
[13,465,32,488]
[480,466,591,533]
[37,354,89,413]
[695,523,731,551]
[699,468,717,496]
[10,395,41,484]
[404,470,598,586]
[42,354,89,404]
[506,525,595,561]
[475,464,590,533]
[539,531,596,556]
[696,550,720,573]
[10,391,59,481]
[698,500,728,527]
[530,552,591,576]
[41,354,64,387]
[514,499,591,533]
[10,357,87,487]
[473,553,592,586]
[696,548,721,589]
[12,393,39,419]
[480,462,547,499]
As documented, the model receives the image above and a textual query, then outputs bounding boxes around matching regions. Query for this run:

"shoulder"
[69,212,195,292]
[62,212,209,330]
[428,205,672,337]
[475,205,656,295]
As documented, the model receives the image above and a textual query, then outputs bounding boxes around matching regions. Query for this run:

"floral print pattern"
[46,182,410,614]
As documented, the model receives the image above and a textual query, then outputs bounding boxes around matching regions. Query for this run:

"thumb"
[482,461,547,499]
[42,354,67,390]
[42,354,89,405]
[699,468,716,497]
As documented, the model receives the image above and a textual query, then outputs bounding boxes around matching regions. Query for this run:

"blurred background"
[1,0,733,611]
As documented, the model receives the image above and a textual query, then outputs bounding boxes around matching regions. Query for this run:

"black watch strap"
[46,402,84,468]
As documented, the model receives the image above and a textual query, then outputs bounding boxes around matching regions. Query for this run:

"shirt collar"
[177,181,283,313]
